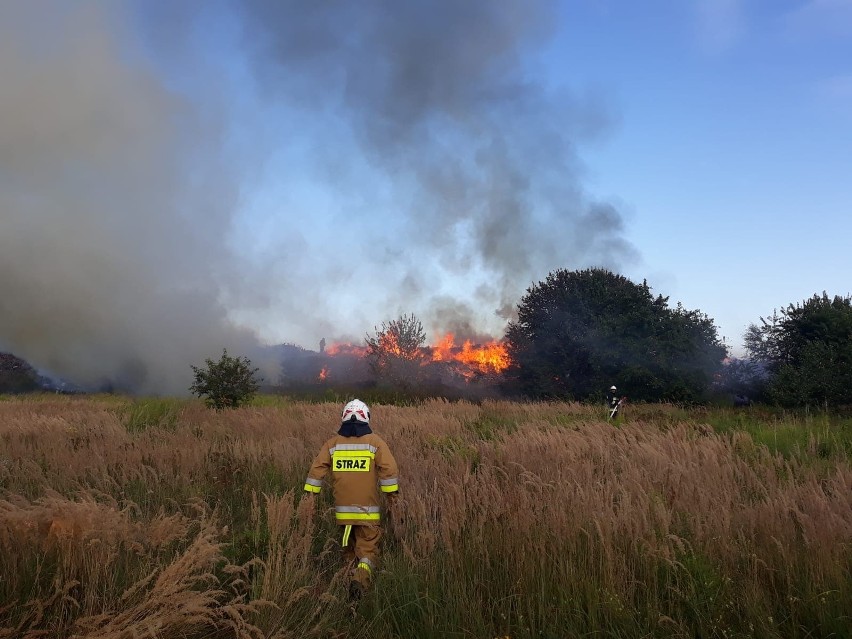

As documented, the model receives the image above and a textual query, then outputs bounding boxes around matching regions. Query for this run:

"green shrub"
[190,349,261,410]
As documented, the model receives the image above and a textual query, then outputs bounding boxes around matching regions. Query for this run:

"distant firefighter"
[607,385,625,420]
[302,399,400,606]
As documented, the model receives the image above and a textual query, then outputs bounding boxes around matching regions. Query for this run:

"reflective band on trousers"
[357,558,373,574]
[342,524,353,547]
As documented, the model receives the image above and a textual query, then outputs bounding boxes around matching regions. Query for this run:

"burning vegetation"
[333,332,511,382]
[279,318,512,395]
[429,334,510,378]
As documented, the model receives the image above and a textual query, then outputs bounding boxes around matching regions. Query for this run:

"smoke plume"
[234,0,636,332]
[0,2,260,393]
[0,0,636,393]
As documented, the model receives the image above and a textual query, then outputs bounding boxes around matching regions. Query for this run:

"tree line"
[352,268,851,407]
[280,267,847,408]
[4,267,850,408]
[503,268,852,407]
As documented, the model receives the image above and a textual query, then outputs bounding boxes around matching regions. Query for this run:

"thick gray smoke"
[0,1,636,393]
[0,2,262,393]
[235,0,637,332]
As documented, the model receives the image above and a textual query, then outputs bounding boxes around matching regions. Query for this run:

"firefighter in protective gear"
[607,385,618,407]
[607,385,622,419]
[303,399,399,600]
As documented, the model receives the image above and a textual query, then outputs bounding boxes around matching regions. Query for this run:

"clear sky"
[2,0,851,389]
[548,0,852,351]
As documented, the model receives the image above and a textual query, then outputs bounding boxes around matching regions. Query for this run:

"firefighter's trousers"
[340,523,382,587]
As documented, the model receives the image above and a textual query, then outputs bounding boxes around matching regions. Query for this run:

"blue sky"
[2,0,851,389]
[546,0,852,350]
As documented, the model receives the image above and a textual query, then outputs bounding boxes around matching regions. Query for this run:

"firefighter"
[303,399,399,603]
[607,385,621,419]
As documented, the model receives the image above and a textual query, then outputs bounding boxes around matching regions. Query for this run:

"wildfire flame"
[428,333,509,377]
[326,343,369,357]
[318,367,329,381]
[377,331,410,359]
[322,332,510,381]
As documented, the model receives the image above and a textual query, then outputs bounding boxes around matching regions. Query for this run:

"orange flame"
[326,342,369,357]
[429,333,510,378]
[318,367,329,381]
[378,331,405,357]
[322,333,510,382]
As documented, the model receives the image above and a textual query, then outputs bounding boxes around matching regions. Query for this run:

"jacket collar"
[338,420,372,437]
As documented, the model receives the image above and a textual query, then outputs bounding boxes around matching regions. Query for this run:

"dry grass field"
[0,395,850,638]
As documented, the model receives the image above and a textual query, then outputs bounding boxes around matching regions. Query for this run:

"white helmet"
[610,385,617,391]
[341,399,370,425]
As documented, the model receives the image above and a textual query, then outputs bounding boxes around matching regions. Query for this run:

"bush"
[190,349,260,410]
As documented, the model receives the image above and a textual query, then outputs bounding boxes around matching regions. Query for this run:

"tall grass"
[0,396,849,637]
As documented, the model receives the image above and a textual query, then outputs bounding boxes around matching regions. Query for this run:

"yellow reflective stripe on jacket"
[331,450,376,459]
[335,512,381,521]
[336,505,381,513]
[334,503,381,521]
[379,477,398,493]
[329,443,377,455]
[304,477,323,493]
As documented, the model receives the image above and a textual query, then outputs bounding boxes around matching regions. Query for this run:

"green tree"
[504,268,727,402]
[190,349,260,410]
[745,293,852,407]
[365,313,426,387]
